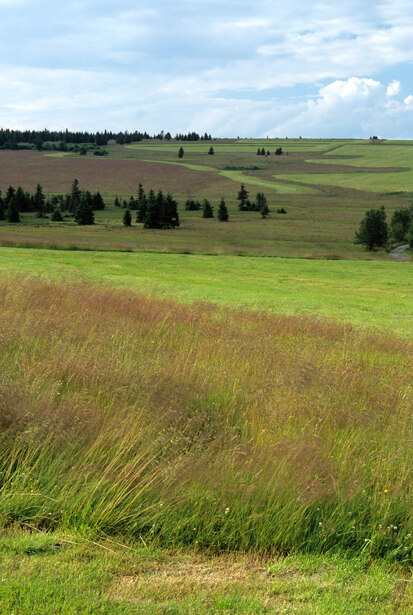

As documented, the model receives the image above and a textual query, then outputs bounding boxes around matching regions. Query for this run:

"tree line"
[0,128,214,150]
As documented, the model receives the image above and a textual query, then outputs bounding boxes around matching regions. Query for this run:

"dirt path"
[388,244,410,261]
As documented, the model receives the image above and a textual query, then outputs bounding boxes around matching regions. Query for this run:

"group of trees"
[178,145,214,158]
[119,184,179,229]
[257,147,284,156]
[0,179,105,225]
[175,132,212,141]
[355,204,413,250]
[236,185,269,218]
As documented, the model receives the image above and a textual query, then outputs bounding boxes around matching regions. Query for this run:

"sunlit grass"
[1,247,412,336]
[0,277,411,560]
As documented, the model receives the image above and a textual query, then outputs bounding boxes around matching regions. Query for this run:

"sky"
[1,0,413,137]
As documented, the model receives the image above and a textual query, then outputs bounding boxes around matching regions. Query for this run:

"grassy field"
[1,247,412,336]
[0,278,412,555]
[1,529,412,614]
[0,138,412,259]
[0,138,412,611]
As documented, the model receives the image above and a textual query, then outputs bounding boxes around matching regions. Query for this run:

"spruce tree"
[51,207,63,221]
[34,183,45,217]
[178,147,184,158]
[5,186,15,206]
[237,184,249,211]
[74,197,94,225]
[164,193,180,227]
[6,198,20,223]
[123,209,132,226]
[92,191,105,210]
[217,198,228,221]
[0,198,5,220]
[202,199,214,218]
[208,146,214,155]
[69,178,82,213]
[144,190,160,228]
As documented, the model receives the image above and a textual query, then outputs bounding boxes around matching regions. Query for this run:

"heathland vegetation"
[0,135,412,612]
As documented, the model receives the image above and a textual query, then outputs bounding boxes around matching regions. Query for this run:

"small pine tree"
[178,147,184,158]
[123,209,132,226]
[51,207,63,221]
[208,146,214,155]
[6,198,20,223]
[34,183,46,217]
[0,198,5,220]
[92,191,105,210]
[202,199,214,218]
[114,197,121,207]
[217,198,228,221]
[257,148,261,155]
[237,184,249,211]
[74,197,94,225]
[256,192,269,218]
[144,190,161,228]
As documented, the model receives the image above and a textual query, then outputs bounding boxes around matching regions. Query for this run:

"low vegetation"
[0,277,411,561]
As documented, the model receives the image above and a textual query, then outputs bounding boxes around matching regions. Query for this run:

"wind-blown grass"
[0,277,412,560]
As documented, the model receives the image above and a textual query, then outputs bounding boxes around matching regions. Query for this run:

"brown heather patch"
[0,150,233,197]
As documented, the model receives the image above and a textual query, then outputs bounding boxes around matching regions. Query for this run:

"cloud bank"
[0,0,412,136]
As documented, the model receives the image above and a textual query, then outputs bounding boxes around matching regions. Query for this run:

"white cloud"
[386,80,401,96]
[404,95,413,110]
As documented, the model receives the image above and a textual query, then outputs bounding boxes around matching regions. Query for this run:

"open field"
[1,529,412,614]
[0,138,412,258]
[1,139,412,609]
[0,278,412,558]
[1,247,412,336]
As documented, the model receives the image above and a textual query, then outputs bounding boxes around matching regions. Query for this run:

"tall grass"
[0,277,411,560]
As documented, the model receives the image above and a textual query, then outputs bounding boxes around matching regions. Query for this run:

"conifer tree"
[0,198,5,220]
[34,183,45,217]
[144,190,160,228]
[6,198,20,223]
[123,209,132,226]
[74,196,94,225]
[178,147,184,158]
[237,184,249,211]
[164,193,180,227]
[51,207,63,221]
[217,198,229,221]
[202,199,214,218]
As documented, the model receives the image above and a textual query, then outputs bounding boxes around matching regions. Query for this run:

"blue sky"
[1,0,413,137]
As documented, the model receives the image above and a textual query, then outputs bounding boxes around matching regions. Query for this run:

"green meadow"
[1,247,412,336]
[0,138,412,613]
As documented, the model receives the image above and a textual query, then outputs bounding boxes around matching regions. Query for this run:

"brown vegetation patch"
[0,151,232,197]
[109,552,269,601]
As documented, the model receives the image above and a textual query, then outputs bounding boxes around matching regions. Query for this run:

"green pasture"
[275,170,413,193]
[311,144,413,168]
[1,531,411,615]
[1,247,411,335]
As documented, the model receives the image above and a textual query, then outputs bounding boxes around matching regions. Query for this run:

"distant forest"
[0,129,213,150]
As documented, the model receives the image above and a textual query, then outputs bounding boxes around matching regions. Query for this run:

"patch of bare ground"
[109,552,270,602]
